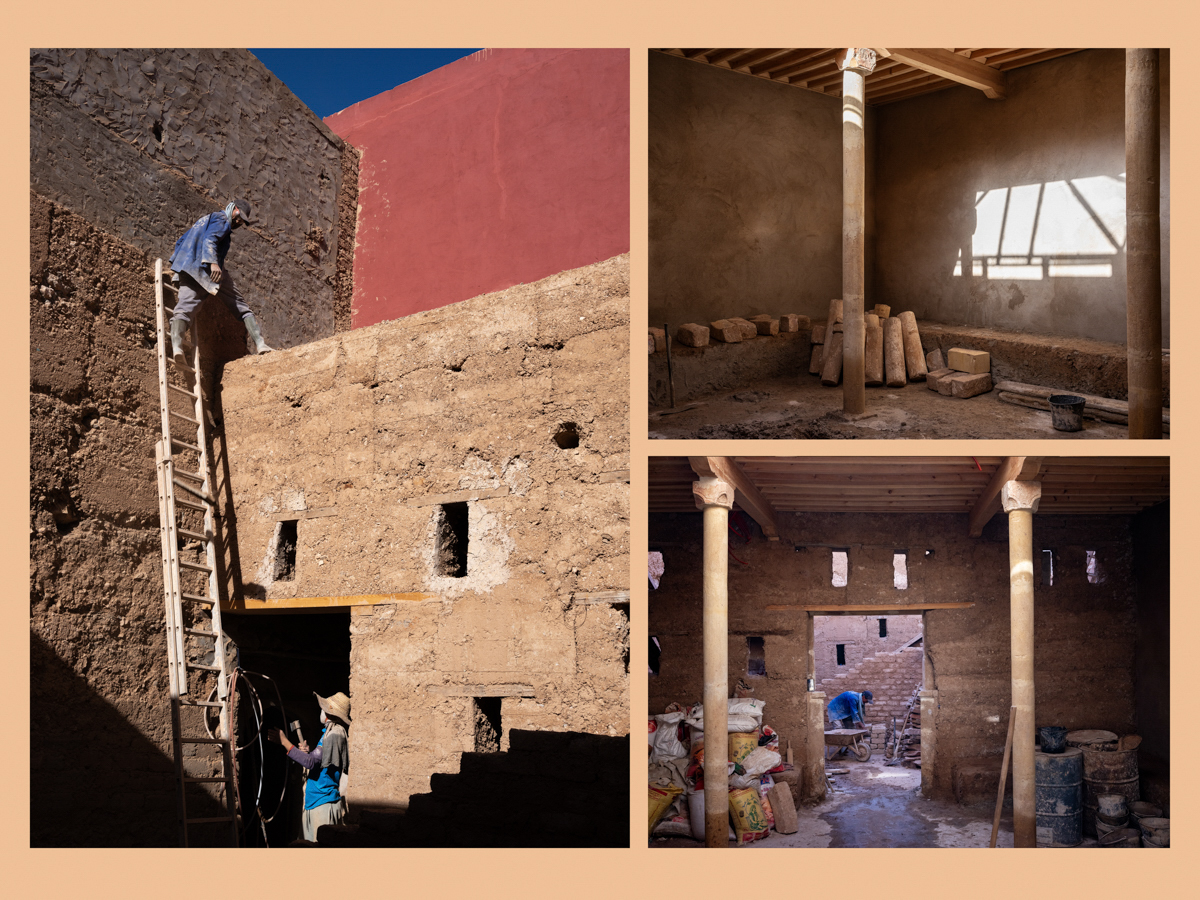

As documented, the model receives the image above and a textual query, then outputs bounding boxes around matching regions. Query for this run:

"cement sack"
[687,789,737,842]
[730,788,771,845]
[651,803,692,838]
[741,747,782,777]
[685,713,759,733]
[757,774,776,830]
[649,784,683,836]
[686,699,765,733]
[649,712,689,762]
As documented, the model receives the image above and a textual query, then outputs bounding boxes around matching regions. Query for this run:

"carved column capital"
[693,476,735,511]
[839,48,878,75]
[1000,480,1042,514]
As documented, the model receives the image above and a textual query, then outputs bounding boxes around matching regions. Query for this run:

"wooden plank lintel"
[272,506,337,522]
[573,590,630,604]
[226,592,438,613]
[426,684,535,697]
[599,470,631,484]
[765,602,975,613]
[403,486,510,508]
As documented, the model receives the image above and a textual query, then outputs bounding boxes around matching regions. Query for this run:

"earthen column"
[1001,480,1042,848]
[1125,49,1162,440]
[693,475,734,847]
[838,48,876,415]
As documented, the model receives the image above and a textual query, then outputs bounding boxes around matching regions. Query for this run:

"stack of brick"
[649,314,809,351]
[926,347,993,399]
[815,645,924,736]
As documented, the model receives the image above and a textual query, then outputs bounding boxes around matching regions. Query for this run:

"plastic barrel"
[1035,748,1083,847]
[1082,747,1139,837]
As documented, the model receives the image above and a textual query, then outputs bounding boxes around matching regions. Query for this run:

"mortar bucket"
[1039,726,1068,753]
[1048,394,1086,431]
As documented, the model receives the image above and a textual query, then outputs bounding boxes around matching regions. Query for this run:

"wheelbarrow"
[824,728,872,762]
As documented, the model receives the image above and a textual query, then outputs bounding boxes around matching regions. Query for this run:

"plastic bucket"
[1039,726,1068,753]
[1048,394,1086,431]
[1099,827,1141,847]
[1082,747,1139,837]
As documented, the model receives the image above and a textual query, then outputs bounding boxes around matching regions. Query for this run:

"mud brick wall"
[648,510,1142,800]
[30,195,245,846]
[30,48,359,348]
[816,646,924,729]
[219,254,630,806]
[813,613,923,680]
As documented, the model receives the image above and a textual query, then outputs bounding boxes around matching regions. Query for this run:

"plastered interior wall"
[1132,500,1169,808]
[874,49,1170,347]
[649,51,849,329]
[648,509,1149,801]
[30,48,359,349]
[326,49,630,328]
[219,255,631,805]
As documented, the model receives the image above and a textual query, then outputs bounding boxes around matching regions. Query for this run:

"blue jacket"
[828,690,866,725]
[170,209,234,294]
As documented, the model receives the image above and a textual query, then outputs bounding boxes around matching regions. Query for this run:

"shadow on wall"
[30,631,227,847]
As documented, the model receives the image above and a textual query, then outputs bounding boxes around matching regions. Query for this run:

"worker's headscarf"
[223,200,238,224]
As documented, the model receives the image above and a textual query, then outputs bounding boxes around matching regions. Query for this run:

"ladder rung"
[184,776,232,784]
[175,469,205,483]
[173,479,215,504]
[186,817,237,825]
[171,437,201,453]
[168,383,197,398]
[173,497,207,513]
[178,698,224,708]
[182,592,215,605]
[184,628,217,639]
[181,736,228,744]
[163,280,178,292]
[169,409,199,426]
[186,662,222,672]
[178,527,210,542]
[173,360,196,374]
[179,559,213,574]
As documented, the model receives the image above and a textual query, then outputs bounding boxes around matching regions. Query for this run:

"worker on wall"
[167,198,274,364]
[270,691,351,842]
[827,689,873,730]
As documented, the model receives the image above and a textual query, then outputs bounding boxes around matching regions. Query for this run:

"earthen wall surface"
[648,510,1142,800]
[326,49,630,328]
[219,254,630,805]
[31,48,359,349]
[813,613,923,680]
[1132,500,1169,810]
[875,49,1171,347]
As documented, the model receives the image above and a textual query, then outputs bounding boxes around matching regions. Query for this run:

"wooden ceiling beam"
[689,456,781,540]
[729,48,793,71]
[705,48,751,67]
[750,48,827,75]
[874,47,1007,99]
[968,456,1042,536]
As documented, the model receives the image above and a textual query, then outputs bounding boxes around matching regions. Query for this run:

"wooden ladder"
[152,259,239,847]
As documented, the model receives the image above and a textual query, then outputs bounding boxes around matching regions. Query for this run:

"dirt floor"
[649,374,1136,440]
[651,755,1101,848]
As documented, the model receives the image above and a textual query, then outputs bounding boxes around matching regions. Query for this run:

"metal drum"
[1082,747,1139,837]
[1035,748,1083,847]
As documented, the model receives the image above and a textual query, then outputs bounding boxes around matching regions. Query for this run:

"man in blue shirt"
[827,689,873,730]
[270,691,351,843]
[167,199,273,365]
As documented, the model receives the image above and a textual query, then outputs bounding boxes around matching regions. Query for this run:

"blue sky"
[250,49,481,119]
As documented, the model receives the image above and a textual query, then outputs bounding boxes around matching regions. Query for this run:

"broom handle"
[990,706,1017,847]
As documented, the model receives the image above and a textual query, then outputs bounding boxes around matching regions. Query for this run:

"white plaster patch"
[502,456,532,495]
[458,454,500,490]
[254,521,284,585]
[422,501,514,596]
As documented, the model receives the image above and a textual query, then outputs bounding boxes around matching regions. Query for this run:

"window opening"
[1042,549,1054,586]
[832,550,848,587]
[747,637,766,677]
[437,502,469,577]
[473,697,502,752]
[893,551,908,589]
[836,644,846,666]
[1086,550,1105,584]
[649,636,661,676]
[879,618,888,638]
[274,520,298,582]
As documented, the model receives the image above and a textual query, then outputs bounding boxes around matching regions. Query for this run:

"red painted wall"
[326,48,629,328]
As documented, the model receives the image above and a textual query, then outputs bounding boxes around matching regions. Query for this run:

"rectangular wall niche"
[437,502,469,577]
[1086,549,1105,584]
[893,551,908,589]
[273,520,298,582]
[1042,549,1055,586]
[832,550,849,587]
[473,697,502,752]
[747,636,766,677]
[649,636,661,676]
[836,643,846,666]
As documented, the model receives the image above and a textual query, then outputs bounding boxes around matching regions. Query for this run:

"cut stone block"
[709,319,744,343]
[768,782,798,834]
[874,304,891,318]
[865,321,883,386]
[883,318,906,387]
[827,298,844,325]
[948,372,993,398]
[948,347,990,374]
[647,335,655,355]
[648,327,665,353]
[779,314,808,333]
[926,348,945,371]
[809,343,824,375]
[749,315,780,336]
[729,317,759,340]
[927,367,954,391]
[897,311,928,382]
[865,313,880,329]
[821,332,844,386]
[675,323,709,348]
[811,324,826,345]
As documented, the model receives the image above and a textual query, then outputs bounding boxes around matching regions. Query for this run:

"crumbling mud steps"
[311,730,629,848]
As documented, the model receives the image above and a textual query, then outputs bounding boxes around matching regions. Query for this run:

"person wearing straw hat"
[270,691,351,842]
[167,197,274,365]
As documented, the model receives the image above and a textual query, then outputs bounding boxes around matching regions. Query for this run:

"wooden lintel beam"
[225,592,437,613]
[874,48,1007,99]
[765,602,975,612]
[689,456,780,540]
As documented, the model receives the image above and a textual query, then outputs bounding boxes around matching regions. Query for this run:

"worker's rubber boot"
[243,314,274,355]
[169,317,188,367]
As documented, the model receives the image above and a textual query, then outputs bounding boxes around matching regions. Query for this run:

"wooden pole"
[990,705,1017,847]
[1125,49,1162,439]
[664,323,676,409]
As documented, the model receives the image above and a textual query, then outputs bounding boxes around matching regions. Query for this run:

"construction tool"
[290,719,305,747]
[153,259,238,847]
